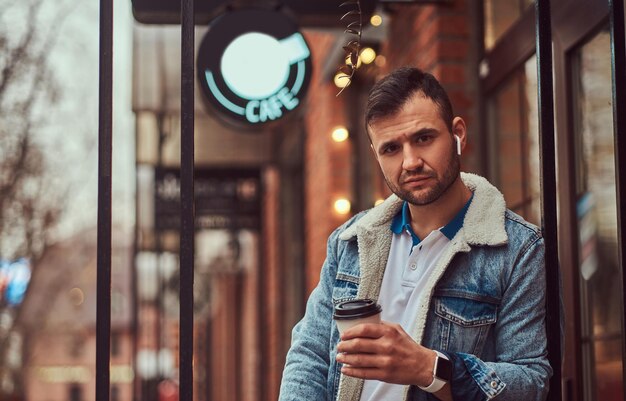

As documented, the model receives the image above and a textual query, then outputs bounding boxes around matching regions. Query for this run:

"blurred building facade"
[127,1,623,401]
[4,228,134,401]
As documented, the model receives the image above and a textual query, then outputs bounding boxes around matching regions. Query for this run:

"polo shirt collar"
[390,194,474,245]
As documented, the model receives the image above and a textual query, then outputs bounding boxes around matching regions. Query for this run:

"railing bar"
[608,0,626,390]
[95,0,113,400]
[179,0,195,400]
[535,1,562,401]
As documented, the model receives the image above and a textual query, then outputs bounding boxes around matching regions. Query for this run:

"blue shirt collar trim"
[440,194,473,240]
[390,194,474,245]
[390,202,419,244]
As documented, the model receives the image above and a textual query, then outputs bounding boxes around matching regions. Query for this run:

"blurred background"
[0,0,623,400]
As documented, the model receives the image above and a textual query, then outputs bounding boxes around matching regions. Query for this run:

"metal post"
[96,0,113,400]
[535,1,562,401]
[608,0,626,391]
[179,0,195,400]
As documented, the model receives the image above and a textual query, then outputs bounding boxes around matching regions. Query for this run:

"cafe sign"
[197,8,312,126]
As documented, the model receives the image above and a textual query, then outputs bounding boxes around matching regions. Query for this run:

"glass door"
[486,55,541,226]
[572,27,624,401]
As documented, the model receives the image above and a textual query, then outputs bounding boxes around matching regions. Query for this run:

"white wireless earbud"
[455,135,462,156]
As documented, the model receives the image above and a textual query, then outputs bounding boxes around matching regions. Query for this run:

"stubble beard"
[384,144,461,206]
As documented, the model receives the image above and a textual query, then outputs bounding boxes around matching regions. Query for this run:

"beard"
[384,143,461,206]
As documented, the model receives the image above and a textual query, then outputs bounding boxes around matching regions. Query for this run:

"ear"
[451,117,467,153]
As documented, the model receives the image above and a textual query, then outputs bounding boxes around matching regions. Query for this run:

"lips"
[401,175,433,185]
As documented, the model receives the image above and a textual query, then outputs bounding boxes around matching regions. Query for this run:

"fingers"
[340,366,388,381]
[335,321,435,386]
[336,351,384,368]
[338,321,411,355]
[341,321,403,340]
[340,323,384,340]
[336,352,396,382]
[337,336,381,354]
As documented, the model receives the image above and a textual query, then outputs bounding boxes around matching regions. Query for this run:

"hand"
[335,321,436,386]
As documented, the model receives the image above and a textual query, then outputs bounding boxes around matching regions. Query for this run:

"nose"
[402,145,423,171]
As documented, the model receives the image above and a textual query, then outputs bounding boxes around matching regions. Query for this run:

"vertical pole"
[608,0,626,390]
[535,1,561,400]
[96,0,113,400]
[131,184,140,401]
[179,0,195,400]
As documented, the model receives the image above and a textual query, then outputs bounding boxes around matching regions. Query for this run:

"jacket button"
[409,263,417,270]
[490,381,498,388]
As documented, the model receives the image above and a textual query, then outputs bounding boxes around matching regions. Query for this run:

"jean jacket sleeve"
[443,236,553,401]
[278,227,341,401]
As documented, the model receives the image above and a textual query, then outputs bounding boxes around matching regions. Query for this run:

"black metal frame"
[179,1,196,401]
[96,0,113,401]
[608,0,626,392]
[535,2,562,401]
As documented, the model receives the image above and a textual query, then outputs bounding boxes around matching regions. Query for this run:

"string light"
[332,126,349,142]
[334,72,351,88]
[370,14,383,27]
[334,198,351,215]
[360,47,377,64]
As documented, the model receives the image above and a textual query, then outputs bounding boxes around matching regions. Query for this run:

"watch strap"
[418,351,450,393]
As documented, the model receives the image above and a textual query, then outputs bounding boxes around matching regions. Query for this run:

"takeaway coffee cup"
[333,299,382,335]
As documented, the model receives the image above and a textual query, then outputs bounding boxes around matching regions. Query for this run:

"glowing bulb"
[345,54,362,68]
[374,198,385,206]
[334,72,351,88]
[360,47,377,65]
[370,14,383,27]
[332,126,349,142]
[334,198,351,215]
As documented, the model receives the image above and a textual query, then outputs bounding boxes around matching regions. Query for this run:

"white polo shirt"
[359,197,472,401]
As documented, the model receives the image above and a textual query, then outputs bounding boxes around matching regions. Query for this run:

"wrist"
[418,350,453,393]
[417,350,438,386]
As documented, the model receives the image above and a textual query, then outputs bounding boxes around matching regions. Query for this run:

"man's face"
[368,94,460,206]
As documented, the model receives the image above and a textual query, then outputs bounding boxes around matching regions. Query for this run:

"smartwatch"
[418,351,453,393]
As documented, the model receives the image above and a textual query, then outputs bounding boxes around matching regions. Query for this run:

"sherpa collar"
[338,172,508,246]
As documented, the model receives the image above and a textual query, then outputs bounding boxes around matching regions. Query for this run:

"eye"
[415,134,433,144]
[381,144,399,154]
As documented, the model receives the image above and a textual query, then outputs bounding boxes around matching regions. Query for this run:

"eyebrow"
[377,127,438,153]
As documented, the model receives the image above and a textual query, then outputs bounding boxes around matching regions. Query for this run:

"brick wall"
[302,31,353,296]
[383,0,481,174]
[261,166,281,401]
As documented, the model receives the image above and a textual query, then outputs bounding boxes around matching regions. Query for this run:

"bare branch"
[0,0,75,261]
[0,2,39,104]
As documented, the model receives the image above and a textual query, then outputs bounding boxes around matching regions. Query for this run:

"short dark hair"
[365,67,454,133]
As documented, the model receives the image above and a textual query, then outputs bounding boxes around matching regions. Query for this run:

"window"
[483,0,533,50]
[486,55,540,225]
[69,384,82,401]
[111,331,120,357]
[68,335,85,358]
[111,385,120,401]
[572,28,624,401]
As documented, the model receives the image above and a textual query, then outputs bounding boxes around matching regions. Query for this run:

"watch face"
[435,355,454,381]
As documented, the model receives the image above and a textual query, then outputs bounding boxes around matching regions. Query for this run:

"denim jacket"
[279,173,552,401]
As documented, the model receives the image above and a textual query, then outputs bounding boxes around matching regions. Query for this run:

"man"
[279,67,552,401]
